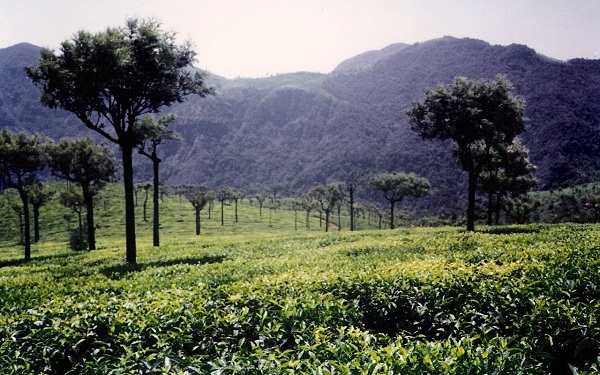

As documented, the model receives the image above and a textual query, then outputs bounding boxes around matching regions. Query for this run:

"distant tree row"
[0,133,117,258]
[8,18,537,264]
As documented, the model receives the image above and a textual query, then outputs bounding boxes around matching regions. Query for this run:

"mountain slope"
[1,38,599,216]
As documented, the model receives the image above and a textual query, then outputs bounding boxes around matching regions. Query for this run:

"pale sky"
[1,0,599,78]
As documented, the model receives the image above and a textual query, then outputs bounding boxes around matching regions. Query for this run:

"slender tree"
[345,171,363,231]
[256,194,266,217]
[369,172,431,229]
[230,190,244,223]
[185,186,211,235]
[59,189,87,250]
[137,114,180,246]
[407,75,525,231]
[46,138,117,250]
[27,18,214,264]
[0,130,45,260]
[27,178,55,243]
[299,193,317,230]
[479,139,536,225]
[217,188,231,226]
[309,183,345,232]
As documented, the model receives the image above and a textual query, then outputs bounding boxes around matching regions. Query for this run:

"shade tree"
[345,171,364,231]
[59,189,87,250]
[369,172,431,229]
[45,138,117,250]
[26,178,55,243]
[308,182,345,232]
[479,139,537,225]
[0,130,46,260]
[407,75,525,231]
[137,114,180,246]
[184,186,212,235]
[27,18,214,264]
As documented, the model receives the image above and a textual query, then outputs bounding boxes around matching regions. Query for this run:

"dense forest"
[1,36,600,217]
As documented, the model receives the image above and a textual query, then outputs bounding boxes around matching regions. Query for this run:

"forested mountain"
[1,37,600,215]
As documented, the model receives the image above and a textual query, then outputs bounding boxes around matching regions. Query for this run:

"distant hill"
[333,42,410,72]
[1,37,600,216]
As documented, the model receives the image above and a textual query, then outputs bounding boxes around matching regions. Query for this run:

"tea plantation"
[0,187,598,374]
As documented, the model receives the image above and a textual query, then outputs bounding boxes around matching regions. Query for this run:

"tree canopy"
[45,137,117,250]
[407,75,526,231]
[369,172,430,229]
[27,18,214,263]
[0,130,45,260]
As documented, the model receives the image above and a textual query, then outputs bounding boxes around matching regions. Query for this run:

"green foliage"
[407,75,527,232]
[0,209,598,373]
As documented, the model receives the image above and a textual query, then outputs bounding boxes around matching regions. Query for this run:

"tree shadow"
[0,252,80,268]
[101,254,226,280]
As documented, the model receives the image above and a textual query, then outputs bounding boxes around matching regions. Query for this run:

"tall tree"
[137,114,180,246]
[46,138,117,250]
[308,183,344,232]
[369,172,431,229]
[299,193,317,230]
[27,178,55,243]
[345,171,363,231]
[0,130,45,260]
[479,139,537,225]
[59,189,87,250]
[27,18,214,264]
[407,75,525,231]
[185,186,211,235]
[217,188,231,226]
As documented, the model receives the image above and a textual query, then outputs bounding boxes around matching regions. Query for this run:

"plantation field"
[0,187,599,373]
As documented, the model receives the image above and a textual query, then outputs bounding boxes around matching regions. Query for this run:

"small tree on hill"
[0,130,45,260]
[46,138,117,250]
[185,186,211,235]
[309,183,345,232]
[369,172,431,229]
[407,75,525,231]
[59,189,87,251]
[217,188,232,226]
[137,114,180,246]
[27,178,55,243]
[345,171,363,231]
[27,18,214,264]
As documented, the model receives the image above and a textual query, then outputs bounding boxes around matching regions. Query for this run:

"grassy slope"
[0,184,598,373]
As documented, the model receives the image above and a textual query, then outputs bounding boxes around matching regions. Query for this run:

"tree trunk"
[494,194,503,226]
[349,190,355,231]
[221,200,225,226]
[306,210,310,230]
[153,158,160,246]
[82,185,95,250]
[33,206,40,243]
[325,210,330,232]
[122,144,137,264]
[390,201,395,229]
[235,199,238,223]
[195,207,201,235]
[467,169,477,231]
[487,192,494,226]
[18,188,31,261]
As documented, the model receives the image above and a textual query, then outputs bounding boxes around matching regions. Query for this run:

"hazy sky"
[2,0,599,78]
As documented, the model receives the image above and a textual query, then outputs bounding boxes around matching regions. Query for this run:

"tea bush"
[0,223,598,374]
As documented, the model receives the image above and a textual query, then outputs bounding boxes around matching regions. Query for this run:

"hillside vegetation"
[0,186,598,374]
[2,37,600,217]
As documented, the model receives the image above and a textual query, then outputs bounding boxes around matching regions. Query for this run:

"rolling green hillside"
[0,195,598,373]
